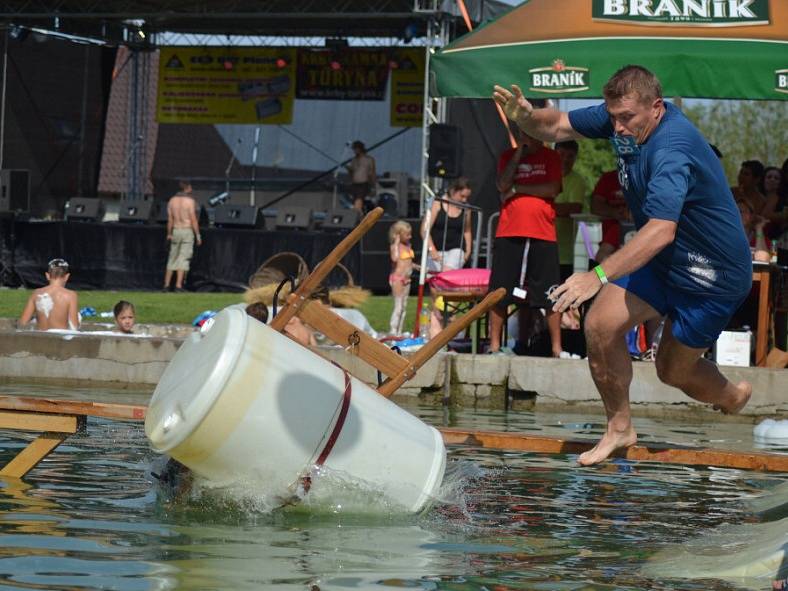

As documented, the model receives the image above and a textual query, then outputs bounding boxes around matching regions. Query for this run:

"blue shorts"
[613,264,747,349]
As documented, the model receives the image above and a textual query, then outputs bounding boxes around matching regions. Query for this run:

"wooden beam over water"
[0,396,785,475]
[438,428,788,473]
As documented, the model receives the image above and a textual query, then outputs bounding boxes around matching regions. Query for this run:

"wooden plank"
[0,432,69,478]
[271,207,383,332]
[0,396,146,421]
[0,410,77,433]
[754,268,771,367]
[438,428,788,473]
[299,300,410,378]
[378,288,506,397]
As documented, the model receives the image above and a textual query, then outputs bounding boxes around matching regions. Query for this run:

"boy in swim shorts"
[19,258,80,331]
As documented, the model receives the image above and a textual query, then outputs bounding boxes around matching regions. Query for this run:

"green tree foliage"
[574,138,617,192]
[683,101,788,184]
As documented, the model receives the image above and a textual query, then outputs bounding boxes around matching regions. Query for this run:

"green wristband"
[594,265,608,285]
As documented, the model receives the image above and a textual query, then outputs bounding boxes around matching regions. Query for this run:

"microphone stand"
[225,138,242,199]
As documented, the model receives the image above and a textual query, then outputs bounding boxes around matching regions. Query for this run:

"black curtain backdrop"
[9,221,360,292]
[447,98,510,222]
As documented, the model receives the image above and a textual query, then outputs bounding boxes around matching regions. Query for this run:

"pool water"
[0,383,785,591]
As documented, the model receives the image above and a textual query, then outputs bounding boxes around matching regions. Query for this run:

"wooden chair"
[270,207,506,397]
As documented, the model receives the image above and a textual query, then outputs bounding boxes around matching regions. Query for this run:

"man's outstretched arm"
[550,218,677,313]
[493,84,584,143]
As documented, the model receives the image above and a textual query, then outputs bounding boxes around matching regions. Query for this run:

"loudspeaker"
[276,206,313,231]
[118,200,154,223]
[0,169,30,213]
[360,218,423,253]
[321,208,360,232]
[152,201,169,224]
[428,124,462,178]
[214,204,265,229]
[65,197,104,222]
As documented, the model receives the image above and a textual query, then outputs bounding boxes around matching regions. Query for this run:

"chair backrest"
[248,252,309,289]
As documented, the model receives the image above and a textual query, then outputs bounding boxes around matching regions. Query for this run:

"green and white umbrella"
[431,0,788,100]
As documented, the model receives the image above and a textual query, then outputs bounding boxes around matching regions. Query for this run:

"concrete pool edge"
[0,329,785,417]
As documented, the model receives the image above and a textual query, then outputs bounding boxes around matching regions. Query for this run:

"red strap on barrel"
[299,365,352,494]
[315,367,352,466]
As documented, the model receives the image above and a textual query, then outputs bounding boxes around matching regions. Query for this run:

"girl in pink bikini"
[388,220,416,335]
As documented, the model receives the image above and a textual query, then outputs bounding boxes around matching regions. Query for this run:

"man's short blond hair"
[603,65,662,105]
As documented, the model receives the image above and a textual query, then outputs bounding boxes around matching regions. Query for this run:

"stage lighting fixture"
[9,25,29,42]
[403,22,418,43]
[208,191,230,207]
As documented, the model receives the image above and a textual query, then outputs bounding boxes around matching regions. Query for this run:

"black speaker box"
[321,208,360,232]
[152,201,169,224]
[428,124,463,179]
[0,169,30,213]
[360,217,423,253]
[214,204,265,229]
[65,198,104,222]
[118,200,154,223]
[276,206,313,231]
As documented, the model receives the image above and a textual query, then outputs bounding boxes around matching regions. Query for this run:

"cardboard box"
[714,330,751,367]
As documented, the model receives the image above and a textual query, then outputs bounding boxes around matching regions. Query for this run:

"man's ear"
[652,97,664,117]
[45,272,51,281]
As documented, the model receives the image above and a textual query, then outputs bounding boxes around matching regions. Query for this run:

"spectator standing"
[163,180,202,292]
[488,126,563,356]
[388,220,416,336]
[553,140,589,280]
[421,177,473,274]
[346,141,377,212]
[761,165,787,241]
[732,160,767,215]
[737,201,771,263]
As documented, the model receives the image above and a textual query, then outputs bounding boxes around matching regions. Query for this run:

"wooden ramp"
[0,395,787,478]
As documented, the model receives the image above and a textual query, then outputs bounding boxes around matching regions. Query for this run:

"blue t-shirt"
[568,102,751,299]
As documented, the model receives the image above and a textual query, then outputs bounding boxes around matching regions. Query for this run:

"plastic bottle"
[419,304,431,340]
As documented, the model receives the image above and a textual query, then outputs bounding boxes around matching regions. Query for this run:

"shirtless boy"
[19,258,80,331]
[163,180,202,292]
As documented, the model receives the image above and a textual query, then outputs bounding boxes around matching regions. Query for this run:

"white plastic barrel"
[145,306,446,512]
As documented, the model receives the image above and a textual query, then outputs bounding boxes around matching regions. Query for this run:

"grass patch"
[0,288,419,333]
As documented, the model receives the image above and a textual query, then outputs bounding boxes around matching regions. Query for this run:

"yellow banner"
[157,47,296,124]
[389,48,426,128]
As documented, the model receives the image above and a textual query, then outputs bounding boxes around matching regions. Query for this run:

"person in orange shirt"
[488,126,563,356]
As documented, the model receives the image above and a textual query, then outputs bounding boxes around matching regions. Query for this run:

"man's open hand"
[493,84,533,124]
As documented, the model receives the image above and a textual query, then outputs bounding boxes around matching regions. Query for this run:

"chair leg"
[1,432,69,479]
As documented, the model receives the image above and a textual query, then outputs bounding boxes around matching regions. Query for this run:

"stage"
[1,218,360,292]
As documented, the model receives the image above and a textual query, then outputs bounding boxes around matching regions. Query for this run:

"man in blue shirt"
[493,65,752,466]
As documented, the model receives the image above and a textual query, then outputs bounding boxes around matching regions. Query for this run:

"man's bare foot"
[712,381,752,415]
[578,426,637,466]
